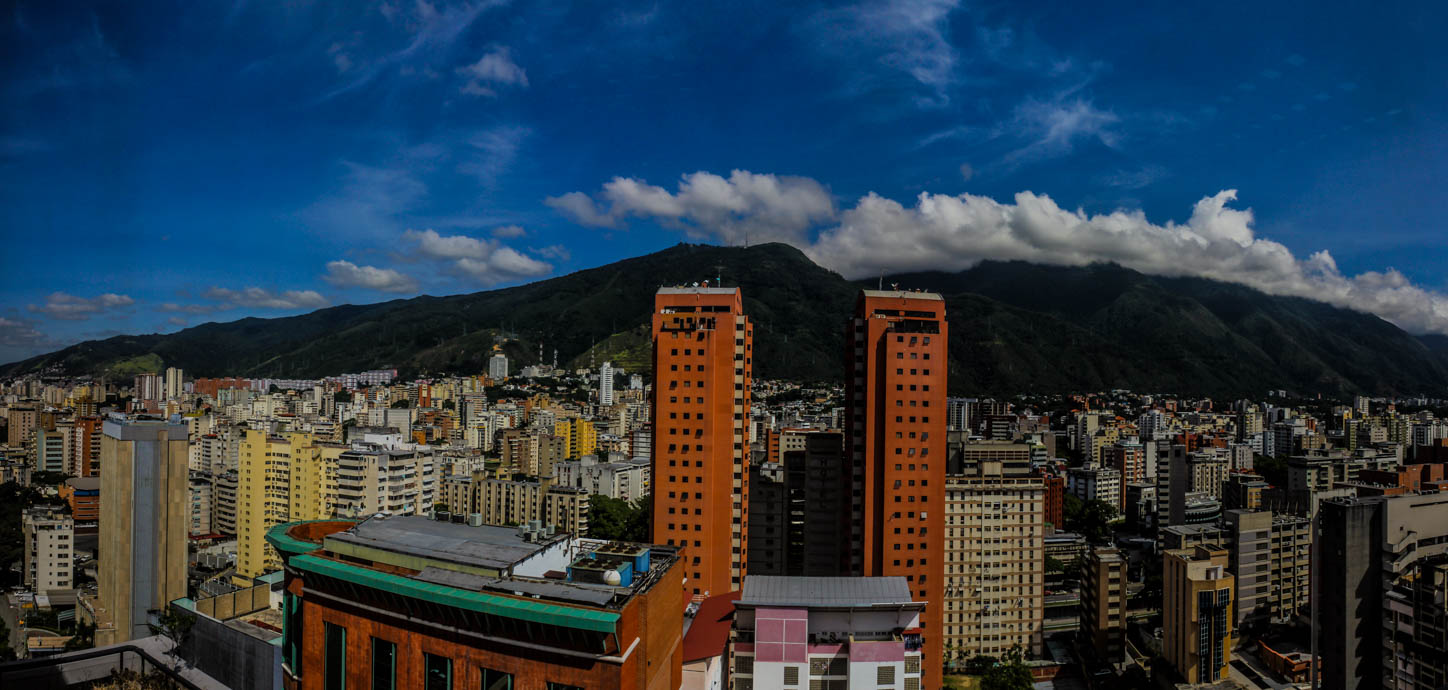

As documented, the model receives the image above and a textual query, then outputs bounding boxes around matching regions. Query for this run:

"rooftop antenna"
[713,263,725,287]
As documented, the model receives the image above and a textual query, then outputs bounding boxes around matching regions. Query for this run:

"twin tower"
[649,285,948,677]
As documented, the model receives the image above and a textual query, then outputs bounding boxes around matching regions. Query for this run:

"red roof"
[681,591,741,663]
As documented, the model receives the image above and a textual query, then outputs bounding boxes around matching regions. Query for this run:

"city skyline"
[6,1,1448,364]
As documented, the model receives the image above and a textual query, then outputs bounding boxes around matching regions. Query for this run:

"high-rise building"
[22,506,74,592]
[943,454,1045,659]
[488,352,509,380]
[1315,493,1448,689]
[1079,546,1128,663]
[68,416,102,477]
[846,289,948,681]
[6,405,37,447]
[88,415,188,646]
[333,447,436,518]
[650,286,752,597]
[163,366,184,400]
[1384,559,1448,689]
[599,361,615,405]
[188,472,213,536]
[133,372,163,407]
[1222,509,1270,630]
[1162,544,1234,684]
[1223,472,1268,511]
[1067,465,1122,511]
[746,431,849,577]
[268,515,684,690]
[34,427,67,473]
[236,430,338,580]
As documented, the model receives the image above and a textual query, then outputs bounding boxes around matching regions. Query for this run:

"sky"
[4,0,1448,364]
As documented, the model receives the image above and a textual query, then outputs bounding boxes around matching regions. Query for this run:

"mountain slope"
[6,245,1447,396]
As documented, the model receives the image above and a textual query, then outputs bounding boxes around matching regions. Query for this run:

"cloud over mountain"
[553,171,1448,336]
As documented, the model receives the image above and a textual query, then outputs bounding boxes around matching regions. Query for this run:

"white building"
[599,361,615,406]
[334,447,437,517]
[731,576,924,690]
[189,473,213,536]
[1068,466,1123,511]
[489,353,509,380]
[552,454,651,500]
[23,506,73,592]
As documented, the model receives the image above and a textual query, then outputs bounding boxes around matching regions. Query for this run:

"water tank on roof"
[603,570,623,586]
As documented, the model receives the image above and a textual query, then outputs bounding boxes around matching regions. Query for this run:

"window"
[324,622,346,690]
[372,638,396,690]
[424,653,452,690]
[481,667,513,690]
[878,666,896,684]
[784,666,800,685]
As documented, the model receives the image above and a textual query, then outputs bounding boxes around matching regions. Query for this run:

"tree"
[441,399,456,410]
[0,616,17,661]
[390,398,411,409]
[433,503,449,513]
[587,495,651,542]
[64,621,96,651]
[964,654,997,675]
[1064,494,1118,544]
[333,390,353,403]
[148,607,196,668]
[981,647,1034,690]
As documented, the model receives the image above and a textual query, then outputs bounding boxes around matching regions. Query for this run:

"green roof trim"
[265,521,333,558]
[291,554,620,634]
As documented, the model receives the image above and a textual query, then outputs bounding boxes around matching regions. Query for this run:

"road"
[0,594,24,659]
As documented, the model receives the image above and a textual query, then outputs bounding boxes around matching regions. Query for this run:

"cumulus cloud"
[27,292,135,320]
[457,46,528,96]
[323,261,419,293]
[403,229,553,285]
[545,170,836,246]
[0,317,54,347]
[552,170,1448,336]
[490,225,526,238]
[202,287,330,310]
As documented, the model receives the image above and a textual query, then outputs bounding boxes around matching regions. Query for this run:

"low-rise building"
[730,576,924,690]
[267,515,683,690]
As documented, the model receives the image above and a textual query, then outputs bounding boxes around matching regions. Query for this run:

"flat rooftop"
[861,289,943,301]
[656,286,738,295]
[738,576,918,608]
[325,515,562,572]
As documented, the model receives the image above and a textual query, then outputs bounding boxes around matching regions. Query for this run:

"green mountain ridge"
[6,243,1446,396]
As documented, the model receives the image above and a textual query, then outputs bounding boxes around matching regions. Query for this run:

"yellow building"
[554,418,598,459]
[1163,544,1235,684]
[235,430,338,581]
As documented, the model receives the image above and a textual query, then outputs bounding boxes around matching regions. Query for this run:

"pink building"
[731,577,924,689]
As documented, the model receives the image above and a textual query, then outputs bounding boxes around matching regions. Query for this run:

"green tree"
[148,607,196,668]
[964,654,997,675]
[981,647,1033,690]
[1064,494,1118,544]
[333,390,353,403]
[587,495,651,542]
[64,621,96,651]
[390,398,411,409]
[441,399,456,410]
[0,616,17,661]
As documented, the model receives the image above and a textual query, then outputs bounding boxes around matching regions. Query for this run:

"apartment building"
[1079,546,1128,663]
[650,286,752,597]
[23,506,73,591]
[236,430,340,580]
[333,446,436,518]
[942,458,1045,660]
[1162,545,1234,684]
[846,289,948,682]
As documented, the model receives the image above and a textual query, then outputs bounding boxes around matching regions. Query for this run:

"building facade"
[845,289,948,682]
[22,506,74,591]
[650,286,752,598]
[1162,544,1234,684]
[730,576,924,690]
[268,515,683,690]
[1079,546,1128,663]
[89,414,189,646]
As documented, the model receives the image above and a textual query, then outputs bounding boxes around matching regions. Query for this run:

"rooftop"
[737,576,919,609]
[682,591,740,663]
[656,286,738,295]
[325,514,564,573]
[861,289,944,301]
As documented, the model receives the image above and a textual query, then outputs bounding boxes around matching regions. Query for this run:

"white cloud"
[457,125,529,185]
[547,170,836,246]
[27,292,135,320]
[166,316,188,327]
[815,0,962,105]
[533,244,570,261]
[157,302,224,315]
[0,317,53,347]
[553,170,1448,336]
[323,261,419,293]
[403,229,553,285]
[202,287,330,310]
[1007,98,1120,164]
[958,163,974,181]
[457,46,528,96]
[491,225,526,238]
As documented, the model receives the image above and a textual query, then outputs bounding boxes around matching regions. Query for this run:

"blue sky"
[4,0,1448,364]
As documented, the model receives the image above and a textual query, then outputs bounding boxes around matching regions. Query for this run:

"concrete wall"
[174,601,282,690]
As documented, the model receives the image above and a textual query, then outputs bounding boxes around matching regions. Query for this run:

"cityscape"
[4,2,1448,690]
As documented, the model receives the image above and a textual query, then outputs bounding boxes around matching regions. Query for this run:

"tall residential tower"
[846,289,948,685]
[650,286,752,597]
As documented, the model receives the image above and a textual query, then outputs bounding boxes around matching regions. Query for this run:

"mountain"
[6,243,1447,396]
